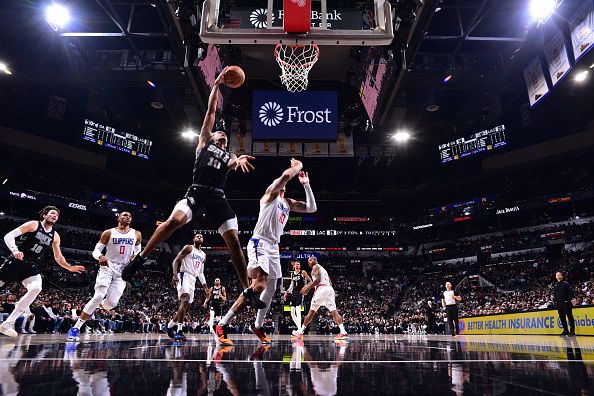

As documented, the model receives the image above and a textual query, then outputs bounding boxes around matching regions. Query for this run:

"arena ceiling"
[0,0,593,191]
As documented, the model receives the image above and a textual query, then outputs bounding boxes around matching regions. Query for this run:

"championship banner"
[329,133,354,157]
[304,142,329,157]
[569,0,594,61]
[544,31,571,86]
[459,306,594,336]
[523,57,549,107]
[278,142,303,156]
[252,142,277,156]
[229,131,252,155]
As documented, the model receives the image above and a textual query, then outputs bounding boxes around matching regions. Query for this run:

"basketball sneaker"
[291,330,303,340]
[250,324,272,344]
[66,327,80,341]
[242,288,267,309]
[215,324,233,346]
[122,254,146,282]
[165,325,177,340]
[0,323,17,338]
[335,333,349,341]
[174,331,188,342]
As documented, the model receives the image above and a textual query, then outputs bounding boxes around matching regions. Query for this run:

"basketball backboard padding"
[199,0,394,46]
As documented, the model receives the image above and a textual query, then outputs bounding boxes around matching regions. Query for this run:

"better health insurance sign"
[252,91,338,140]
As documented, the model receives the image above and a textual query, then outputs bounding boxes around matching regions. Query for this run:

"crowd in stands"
[1,212,594,336]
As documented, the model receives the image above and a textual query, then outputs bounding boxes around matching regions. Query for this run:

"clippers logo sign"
[252,91,338,140]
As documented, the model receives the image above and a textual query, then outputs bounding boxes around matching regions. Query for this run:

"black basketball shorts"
[0,257,40,284]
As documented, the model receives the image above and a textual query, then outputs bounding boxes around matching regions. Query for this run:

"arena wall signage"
[459,306,594,336]
[495,206,520,215]
[68,202,87,211]
[412,223,433,230]
[252,91,338,140]
[230,8,365,30]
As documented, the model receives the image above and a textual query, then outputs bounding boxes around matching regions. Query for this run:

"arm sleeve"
[198,273,207,286]
[3,227,22,252]
[92,243,106,260]
[134,243,141,255]
[302,183,317,213]
[286,279,294,293]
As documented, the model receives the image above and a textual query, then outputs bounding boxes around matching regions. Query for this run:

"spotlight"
[0,63,12,75]
[147,80,156,88]
[392,131,411,143]
[111,208,118,212]
[46,3,71,31]
[443,74,452,83]
[575,70,589,82]
[530,0,556,22]
[182,130,198,139]
[590,63,594,69]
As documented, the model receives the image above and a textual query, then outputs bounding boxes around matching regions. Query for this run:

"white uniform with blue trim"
[247,196,289,280]
[94,228,138,306]
[177,246,206,304]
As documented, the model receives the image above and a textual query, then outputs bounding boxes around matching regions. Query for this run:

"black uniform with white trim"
[290,271,306,307]
[0,222,54,283]
[210,285,224,317]
[182,141,236,228]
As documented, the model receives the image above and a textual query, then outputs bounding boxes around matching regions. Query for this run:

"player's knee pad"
[22,275,43,294]
[90,291,107,306]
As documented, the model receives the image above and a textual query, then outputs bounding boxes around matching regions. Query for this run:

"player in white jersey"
[67,211,141,341]
[166,233,208,340]
[292,256,348,341]
[215,158,317,345]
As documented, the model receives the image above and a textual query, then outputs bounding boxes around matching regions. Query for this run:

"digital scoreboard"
[82,118,152,159]
[438,124,507,163]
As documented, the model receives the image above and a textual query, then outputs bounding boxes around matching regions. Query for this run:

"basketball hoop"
[274,44,320,92]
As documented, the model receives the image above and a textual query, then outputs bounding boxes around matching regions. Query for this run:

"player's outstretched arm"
[171,245,192,286]
[286,171,317,213]
[203,287,212,307]
[198,67,229,152]
[262,158,303,204]
[52,232,86,273]
[3,220,38,260]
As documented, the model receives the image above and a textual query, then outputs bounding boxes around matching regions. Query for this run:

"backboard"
[199,0,394,46]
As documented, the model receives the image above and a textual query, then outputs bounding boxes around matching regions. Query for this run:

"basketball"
[224,66,245,88]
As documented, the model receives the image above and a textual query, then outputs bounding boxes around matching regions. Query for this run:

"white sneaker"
[0,323,18,338]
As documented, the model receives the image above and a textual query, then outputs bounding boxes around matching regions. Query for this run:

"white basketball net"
[274,44,320,92]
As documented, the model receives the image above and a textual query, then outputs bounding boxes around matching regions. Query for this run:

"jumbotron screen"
[438,124,507,163]
[82,118,152,159]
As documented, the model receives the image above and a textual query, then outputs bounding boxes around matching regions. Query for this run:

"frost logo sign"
[259,102,284,127]
[252,91,338,140]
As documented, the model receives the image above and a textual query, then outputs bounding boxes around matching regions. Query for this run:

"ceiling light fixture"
[46,4,71,31]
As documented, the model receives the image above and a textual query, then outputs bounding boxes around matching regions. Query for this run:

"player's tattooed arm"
[171,245,192,286]
[263,158,303,204]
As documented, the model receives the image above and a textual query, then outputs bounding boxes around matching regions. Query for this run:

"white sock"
[208,310,215,329]
[339,324,347,334]
[218,310,236,326]
[296,306,302,328]
[74,319,86,329]
[167,320,177,329]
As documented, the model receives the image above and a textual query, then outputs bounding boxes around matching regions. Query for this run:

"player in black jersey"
[203,278,227,335]
[0,206,85,337]
[123,68,263,308]
[283,260,312,331]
